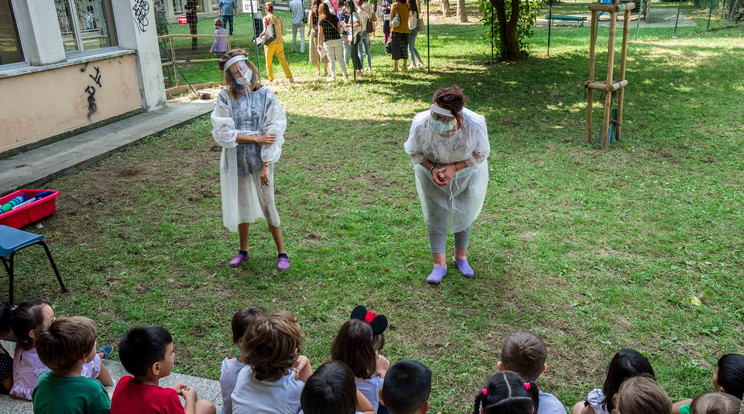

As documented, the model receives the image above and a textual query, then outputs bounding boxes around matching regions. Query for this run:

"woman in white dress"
[211,49,290,271]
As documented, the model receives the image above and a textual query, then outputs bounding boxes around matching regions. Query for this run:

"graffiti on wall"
[81,62,103,119]
[133,0,150,32]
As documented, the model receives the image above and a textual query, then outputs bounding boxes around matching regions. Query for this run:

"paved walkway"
[0,101,215,196]
[0,341,222,413]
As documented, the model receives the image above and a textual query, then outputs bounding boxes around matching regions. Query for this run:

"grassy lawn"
[11,4,744,412]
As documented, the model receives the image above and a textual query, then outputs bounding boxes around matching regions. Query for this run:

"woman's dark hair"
[475,371,540,414]
[601,349,656,412]
[265,2,274,12]
[408,0,418,14]
[218,49,260,99]
[396,0,406,4]
[312,0,320,13]
[301,361,358,414]
[10,299,47,349]
[331,319,377,379]
[433,86,469,128]
[319,3,332,20]
[716,354,744,399]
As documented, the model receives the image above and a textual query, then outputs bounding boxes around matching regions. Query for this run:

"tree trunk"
[457,0,468,21]
[441,0,451,17]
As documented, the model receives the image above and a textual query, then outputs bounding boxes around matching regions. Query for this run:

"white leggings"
[323,38,348,78]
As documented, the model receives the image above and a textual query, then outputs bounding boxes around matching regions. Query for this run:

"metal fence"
[158,34,231,88]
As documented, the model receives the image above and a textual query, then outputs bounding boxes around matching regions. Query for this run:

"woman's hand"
[433,164,456,186]
[260,163,271,186]
[259,133,276,145]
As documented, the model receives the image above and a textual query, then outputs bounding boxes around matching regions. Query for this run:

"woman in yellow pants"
[261,2,294,82]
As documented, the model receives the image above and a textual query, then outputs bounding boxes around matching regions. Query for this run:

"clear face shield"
[224,55,254,87]
[428,104,456,135]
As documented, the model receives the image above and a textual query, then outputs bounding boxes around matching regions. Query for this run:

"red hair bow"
[364,312,377,323]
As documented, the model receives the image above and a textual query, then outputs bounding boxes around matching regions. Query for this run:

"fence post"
[673,0,683,36]
[170,37,179,87]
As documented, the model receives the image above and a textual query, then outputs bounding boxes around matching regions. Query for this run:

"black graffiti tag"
[89,66,102,87]
[133,0,150,32]
[85,85,97,119]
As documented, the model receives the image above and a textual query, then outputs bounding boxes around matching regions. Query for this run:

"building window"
[55,0,117,53]
[0,0,23,65]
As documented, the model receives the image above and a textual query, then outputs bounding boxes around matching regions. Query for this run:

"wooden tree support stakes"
[585,1,634,150]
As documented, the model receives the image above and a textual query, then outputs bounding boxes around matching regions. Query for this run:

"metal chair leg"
[39,241,66,293]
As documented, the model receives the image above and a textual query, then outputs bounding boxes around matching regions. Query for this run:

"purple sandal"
[453,259,474,278]
[229,252,249,268]
[277,256,290,271]
[427,266,447,284]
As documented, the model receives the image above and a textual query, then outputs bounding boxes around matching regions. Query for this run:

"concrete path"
[0,101,215,196]
[0,341,222,413]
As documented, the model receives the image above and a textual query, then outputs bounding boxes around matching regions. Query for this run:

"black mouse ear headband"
[350,305,388,335]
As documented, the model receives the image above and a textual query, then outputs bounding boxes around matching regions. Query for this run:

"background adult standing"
[289,0,306,53]
[260,3,294,83]
[185,0,199,49]
[308,0,329,76]
[218,0,239,36]
[403,86,491,285]
[389,0,410,72]
[155,0,169,35]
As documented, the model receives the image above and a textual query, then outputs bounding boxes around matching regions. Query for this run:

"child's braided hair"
[474,371,540,414]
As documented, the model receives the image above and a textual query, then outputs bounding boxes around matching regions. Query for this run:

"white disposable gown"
[403,108,490,234]
[211,86,287,232]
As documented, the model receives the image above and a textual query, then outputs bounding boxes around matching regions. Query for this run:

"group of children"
[0,298,741,414]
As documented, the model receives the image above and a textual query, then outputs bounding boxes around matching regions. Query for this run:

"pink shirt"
[10,346,102,400]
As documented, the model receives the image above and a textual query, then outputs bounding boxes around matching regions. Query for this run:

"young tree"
[480,0,542,60]
[457,0,468,21]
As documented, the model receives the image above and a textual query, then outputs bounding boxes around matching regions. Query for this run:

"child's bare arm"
[182,386,198,414]
[376,354,389,378]
[356,390,375,414]
[97,363,114,387]
[293,355,313,382]
[672,399,693,414]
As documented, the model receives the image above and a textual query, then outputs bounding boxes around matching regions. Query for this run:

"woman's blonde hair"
[218,49,260,99]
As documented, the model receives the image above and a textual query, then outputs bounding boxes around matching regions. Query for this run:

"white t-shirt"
[408,10,418,30]
[220,357,249,414]
[355,376,384,411]
[586,389,611,414]
[538,391,567,414]
[232,368,304,414]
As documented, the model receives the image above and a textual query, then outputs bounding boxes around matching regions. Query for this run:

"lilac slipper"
[229,252,249,268]
[427,266,447,285]
[277,256,290,271]
[453,259,474,278]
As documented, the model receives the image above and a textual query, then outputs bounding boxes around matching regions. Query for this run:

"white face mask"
[235,74,252,85]
[232,62,253,86]
[431,118,454,134]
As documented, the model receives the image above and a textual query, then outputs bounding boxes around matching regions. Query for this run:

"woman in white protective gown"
[403,86,490,284]
[211,49,290,271]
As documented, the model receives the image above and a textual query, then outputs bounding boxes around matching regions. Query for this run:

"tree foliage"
[479,0,544,60]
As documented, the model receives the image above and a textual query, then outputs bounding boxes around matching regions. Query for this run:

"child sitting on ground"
[380,360,433,414]
[300,360,376,414]
[0,302,14,393]
[673,354,744,414]
[350,305,390,379]
[690,392,741,414]
[614,376,671,414]
[332,310,388,411]
[220,305,268,414]
[232,311,313,414]
[573,349,656,414]
[32,316,111,413]
[9,299,113,400]
[475,371,540,414]
[498,329,566,414]
[112,326,216,414]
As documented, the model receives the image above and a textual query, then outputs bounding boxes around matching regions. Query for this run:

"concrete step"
[0,101,215,196]
[0,341,223,413]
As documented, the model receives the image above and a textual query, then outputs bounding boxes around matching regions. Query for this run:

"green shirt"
[679,403,691,414]
[32,371,111,414]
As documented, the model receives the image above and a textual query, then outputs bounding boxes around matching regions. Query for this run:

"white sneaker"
[417,61,424,67]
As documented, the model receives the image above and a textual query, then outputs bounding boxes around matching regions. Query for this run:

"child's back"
[220,306,267,414]
[112,375,185,413]
[33,372,109,414]
[231,311,309,414]
[31,316,110,414]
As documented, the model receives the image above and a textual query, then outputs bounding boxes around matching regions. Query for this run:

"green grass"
[12,5,744,413]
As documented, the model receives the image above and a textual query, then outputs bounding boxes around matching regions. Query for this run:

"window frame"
[0,0,24,67]
[58,0,118,56]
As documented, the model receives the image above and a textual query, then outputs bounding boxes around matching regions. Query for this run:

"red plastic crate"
[0,189,60,229]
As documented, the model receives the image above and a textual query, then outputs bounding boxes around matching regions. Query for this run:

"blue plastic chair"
[0,225,67,304]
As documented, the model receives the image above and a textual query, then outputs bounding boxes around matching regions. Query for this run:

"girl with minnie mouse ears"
[330,306,390,412]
